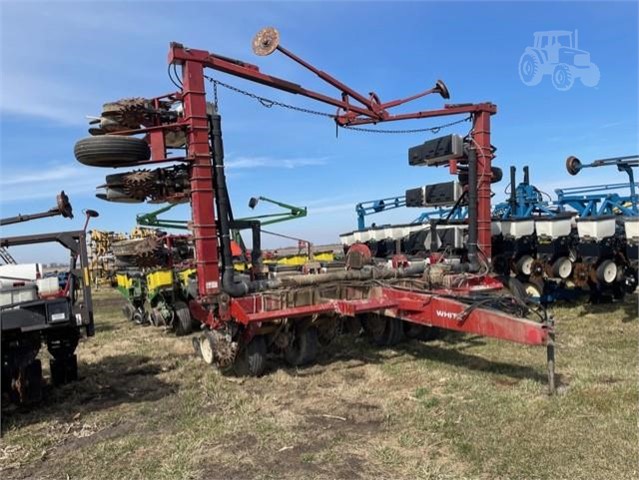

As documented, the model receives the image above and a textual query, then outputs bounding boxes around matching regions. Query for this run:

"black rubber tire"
[623,268,638,293]
[522,282,542,301]
[387,318,404,346]
[317,318,339,346]
[74,136,150,167]
[515,255,534,276]
[173,301,192,336]
[596,260,617,285]
[612,284,626,301]
[66,354,78,382]
[50,354,78,386]
[504,276,527,303]
[363,313,388,346]
[18,360,43,405]
[234,336,267,377]
[529,276,545,293]
[364,314,403,347]
[132,310,145,325]
[404,323,441,341]
[122,303,135,321]
[284,327,319,367]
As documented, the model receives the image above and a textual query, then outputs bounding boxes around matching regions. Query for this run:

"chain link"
[205,76,334,118]
[205,75,471,134]
[212,78,219,108]
[340,116,471,134]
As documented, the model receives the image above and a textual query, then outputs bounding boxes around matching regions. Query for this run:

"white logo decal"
[519,30,600,91]
[435,309,457,320]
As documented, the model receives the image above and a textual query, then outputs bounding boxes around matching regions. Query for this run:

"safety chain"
[341,116,471,134]
[205,75,334,118]
[205,75,471,134]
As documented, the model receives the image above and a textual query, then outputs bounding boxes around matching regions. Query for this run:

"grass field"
[1,290,637,480]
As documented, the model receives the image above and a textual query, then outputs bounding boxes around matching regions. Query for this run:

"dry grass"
[1,290,637,480]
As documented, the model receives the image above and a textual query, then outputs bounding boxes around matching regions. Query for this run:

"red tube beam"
[180,59,220,298]
[229,288,549,346]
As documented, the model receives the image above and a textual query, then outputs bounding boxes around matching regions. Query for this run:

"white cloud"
[308,202,355,214]
[0,72,98,126]
[0,164,103,205]
[226,156,328,169]
[1,165,83,186]
[0,3,175,126]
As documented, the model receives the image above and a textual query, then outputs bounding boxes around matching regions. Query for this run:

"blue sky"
[1,0,637,263]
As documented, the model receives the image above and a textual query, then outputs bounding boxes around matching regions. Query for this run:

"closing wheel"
[132,310,146,325]
[25,360,43,404]
[503,276,527,303]
[122,303,135,321]
[50,354,78,386]
[552,257,573,279]
[515,255,534,276]
[173,301,192,336]
[364,314,403,347]
[150,308,164,327]
[596,260,617,285]
[404,323,441,341]
[199,334,215,365]
[285,327,319,367]
[234,335,267,377]
[622,267,638,293]
[612,282,626,301]
[523,282,542,301]
[74,136,151,167]
[317,317,339,346]
[13,360,43,405]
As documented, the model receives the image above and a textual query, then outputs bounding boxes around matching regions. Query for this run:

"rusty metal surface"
[227,282,549,346]
[252,27,280,56]
[124,169,156,200]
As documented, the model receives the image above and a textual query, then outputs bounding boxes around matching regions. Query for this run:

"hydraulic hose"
[273,261,427,288]
[509,166,517,214]
[209,113,271,295]
[209,114,250,297]
[453,147,480,273]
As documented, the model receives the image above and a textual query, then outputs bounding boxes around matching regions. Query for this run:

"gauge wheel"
[285,327,319,367]
[173,301,193,336]
[364,314,403,346]
[234,335,267,377]
[523,281,542,301]
[515,255,534,276]
[122,303,135,321]
[596,260,617,285]
[404,323,441,342]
